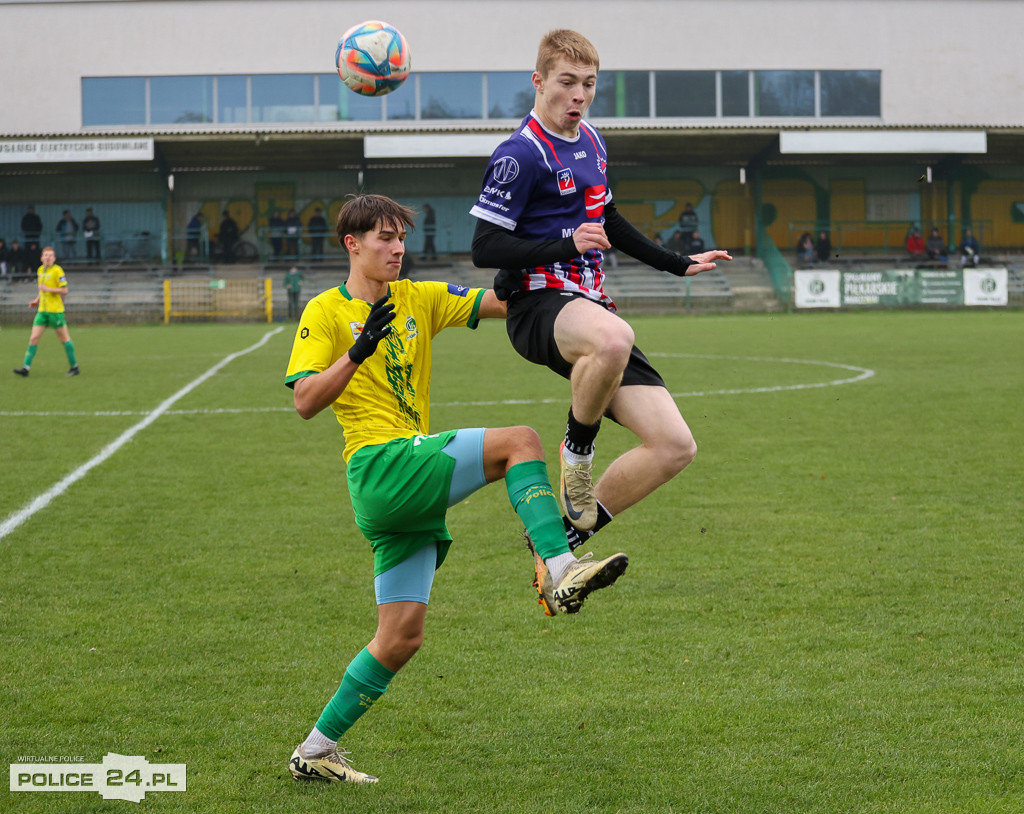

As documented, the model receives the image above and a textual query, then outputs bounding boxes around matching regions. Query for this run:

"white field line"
[0,354,875,417]
[0,327,284,542]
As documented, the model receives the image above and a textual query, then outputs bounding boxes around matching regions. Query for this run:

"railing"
[756,226,793,306]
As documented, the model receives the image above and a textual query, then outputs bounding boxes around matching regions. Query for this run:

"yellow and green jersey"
[285,279,485,463]
[37,264,67,313]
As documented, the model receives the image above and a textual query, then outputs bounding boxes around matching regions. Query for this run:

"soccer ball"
[335,20,410,97]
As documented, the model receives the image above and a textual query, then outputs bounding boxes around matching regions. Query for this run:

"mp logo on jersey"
[557,168,576,196]
[492,156,520,184]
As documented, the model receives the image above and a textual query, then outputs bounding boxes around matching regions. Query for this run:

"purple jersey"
[470,112,614,306]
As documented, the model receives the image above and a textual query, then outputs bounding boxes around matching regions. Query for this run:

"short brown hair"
[536,29,600,78]
[335,194,416,248]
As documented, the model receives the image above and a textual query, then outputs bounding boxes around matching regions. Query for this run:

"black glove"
[348,294,396,364]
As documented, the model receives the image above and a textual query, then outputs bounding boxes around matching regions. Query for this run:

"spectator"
[284,265,304,319]
[420,203,437,260]
[269,210,285,259]
[959,228,981,267]
[219,210,240,264]
[284,209,302,259]
[677,202,698,253]
[21,205,43,243]
[56,210,79,259]
[8,239,28,279]
[307,207,329,261]
[925,227,946,262]
[665,230,687,253]
[186,212,205,259]
[905,226,926,259]
[815,230,832,263]
[82,208,101,262]
[688,230,705,254]
[0,238,7,278]
[796,232,814,265]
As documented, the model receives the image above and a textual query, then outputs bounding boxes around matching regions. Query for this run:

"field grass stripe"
[0,327,284,543]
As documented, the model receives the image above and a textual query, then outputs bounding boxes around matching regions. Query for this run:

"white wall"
[1,0,1020,133]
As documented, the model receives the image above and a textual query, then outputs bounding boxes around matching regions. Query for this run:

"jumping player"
[284,194,627,784]
[12,246,80,377]
[471,29,731,552]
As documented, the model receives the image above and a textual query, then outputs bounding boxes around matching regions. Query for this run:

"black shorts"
[506,289,666,388]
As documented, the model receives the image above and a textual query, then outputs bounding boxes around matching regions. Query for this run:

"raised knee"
[594,325,634,369]
[513,425,544,458]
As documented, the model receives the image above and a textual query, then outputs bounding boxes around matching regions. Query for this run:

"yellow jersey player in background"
[284,194,628,784]
[12,246,80,377]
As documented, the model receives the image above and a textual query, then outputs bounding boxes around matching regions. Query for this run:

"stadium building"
[1,0,1022,307]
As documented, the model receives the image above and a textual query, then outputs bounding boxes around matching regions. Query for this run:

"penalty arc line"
[0,327,285,543]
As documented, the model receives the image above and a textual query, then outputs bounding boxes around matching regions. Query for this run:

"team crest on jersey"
[557,168,576,196]
[349,321,364,340]
[597,155,607,175]
[405,315,418,341]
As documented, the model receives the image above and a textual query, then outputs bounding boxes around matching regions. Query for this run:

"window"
[81,69,881,127]
[755,70,815,116]
[150,76,214,124]
[590,71,650,118]
[83,77,146,126]
[721,71,750,117]
[486,72,533,119]
[252,74,315,123]
[217,75,248,124]
[820,71,881,116]
[420,73,483,119]
[318,74,383,121]
[655,71,716,117]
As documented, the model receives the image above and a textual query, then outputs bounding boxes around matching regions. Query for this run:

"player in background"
[284,194,627,784]
[12,246,80,377]
[470,29,731,551]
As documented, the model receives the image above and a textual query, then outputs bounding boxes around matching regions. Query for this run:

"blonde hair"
[535,29,599,78]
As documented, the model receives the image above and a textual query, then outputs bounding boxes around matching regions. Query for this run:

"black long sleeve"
[472,203,693,276]
[471,218,578,269]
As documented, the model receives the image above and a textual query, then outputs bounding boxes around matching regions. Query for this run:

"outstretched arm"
[604,202,731,275]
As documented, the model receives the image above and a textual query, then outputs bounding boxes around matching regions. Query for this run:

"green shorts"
[347,430,469,577]
[34,312,67,329]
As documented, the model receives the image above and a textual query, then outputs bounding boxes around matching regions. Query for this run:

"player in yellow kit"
[284,194,628,784]
[12,246,80,377]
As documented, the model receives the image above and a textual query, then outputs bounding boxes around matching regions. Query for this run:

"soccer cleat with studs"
[552,551,629,614]
[523,531,559,616]
[288,745,378,784]
[13,367,29,377]
[560,441,597,531]
[67,366,80,377]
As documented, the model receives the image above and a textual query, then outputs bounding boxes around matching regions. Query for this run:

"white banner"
[0,138,154,163]
[963,268,1008,306]
[793,270,842,308]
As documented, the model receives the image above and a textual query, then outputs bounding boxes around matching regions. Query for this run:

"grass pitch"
[1,310,1022,813]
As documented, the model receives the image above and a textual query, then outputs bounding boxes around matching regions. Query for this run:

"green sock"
[505,459,569,560]
[315,647,396,741]
[24,344,38,368]
[63,340,77,367]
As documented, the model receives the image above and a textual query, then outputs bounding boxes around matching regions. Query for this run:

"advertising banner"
[794,268,1007,308]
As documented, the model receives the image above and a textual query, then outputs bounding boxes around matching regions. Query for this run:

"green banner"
[841,269,963,306]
